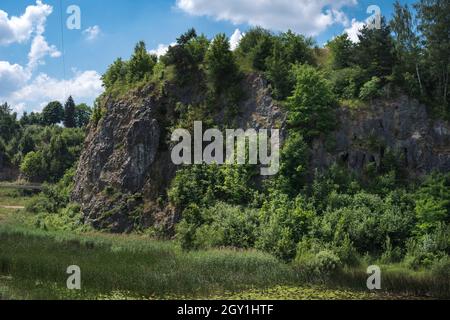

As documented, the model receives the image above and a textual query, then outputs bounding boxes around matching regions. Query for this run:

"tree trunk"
[416,63,423,94]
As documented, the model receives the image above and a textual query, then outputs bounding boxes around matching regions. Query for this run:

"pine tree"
[127,41,157,83]
[64,96,76,128]
[205,33,240,95]
[355,17,396,79]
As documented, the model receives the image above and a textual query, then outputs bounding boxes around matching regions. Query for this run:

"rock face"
[72,74,450,232]
[71,74,285,232]
[311,96,450,176]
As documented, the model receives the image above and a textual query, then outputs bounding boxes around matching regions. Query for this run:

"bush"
[19,127,84,183]
[317,191,415,255]
[359,76,382,101]
[329,67,367,100]
[26,167,76,215]
[168,164,259,211]
[295,243,342,279]
[176,202,260,250]
[431,256,450,279]
[404,223,449,269]
[20,151,46,182]
[256,192,315,261]
[414,173,450,235]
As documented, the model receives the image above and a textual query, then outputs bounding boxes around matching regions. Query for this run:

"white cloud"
[28,34,61,69]
[0,1,60,71]
[83,25,101,41]
[229,29,243,51]
[176,0,357,36]
[150,42,176,57]
[2,70,104,113]
[0,61,31,97]
[0,1,85,113]
[344,18,365,42]
[0,0,52,46]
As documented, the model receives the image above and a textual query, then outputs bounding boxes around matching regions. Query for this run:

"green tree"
[415,173,450,234]
[163,28,202,84]
[127,41,157,83]
[102,58,128,90]
[279,30,314,66]
[265,31,314,100]
[0,102,19,141]
[74,103,92,127]
[236,27,274,71]
[205,33,241,95]
[415,0,450,111]
[20,151,47,182]
[355,17,396,79]
[265,40,291,99]
[42,101,64,126]
[390,1,423,94]
[327,34,355,69]
[20,111,42,126]
[275,132,309,196]
[63,96,76,128]
[287,64,336,139]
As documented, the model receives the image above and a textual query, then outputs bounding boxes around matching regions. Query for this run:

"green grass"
[1,221,446,300]
[0,223,297,299]
[0,193,447,300]
[0,188,33,207]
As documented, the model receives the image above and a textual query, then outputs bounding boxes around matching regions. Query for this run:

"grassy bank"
[0,191,448,300]
[0,220,448,300]
[0,223,295,299]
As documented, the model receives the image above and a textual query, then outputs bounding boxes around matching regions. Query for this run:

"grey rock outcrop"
[72,73,450,233]
[311,96,450,176]
[71,74,284,232]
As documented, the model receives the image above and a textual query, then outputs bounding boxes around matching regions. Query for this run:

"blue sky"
[0,0,416,114]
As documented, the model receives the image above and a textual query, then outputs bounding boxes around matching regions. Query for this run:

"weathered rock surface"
[71,74,285,232]
[311,96,450,176]
[72,73,450,233]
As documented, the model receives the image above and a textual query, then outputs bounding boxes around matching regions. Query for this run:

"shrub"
[329,67,367,100]
[295,243,342,279]
[317,191,415,255]
[20,151,45,182]
[168,164,259,211]
[176,202,260,250]
[359,76,382,101]
[431,256,450,279]
[256,192,315,261]
[414,173,450,235]
[404,224,449,269]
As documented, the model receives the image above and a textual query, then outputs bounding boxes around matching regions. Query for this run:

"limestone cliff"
[72,75,450,233]
[71,74,285,232]
[311,96,450,176]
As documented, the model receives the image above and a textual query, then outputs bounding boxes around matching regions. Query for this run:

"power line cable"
[59,0,68,99]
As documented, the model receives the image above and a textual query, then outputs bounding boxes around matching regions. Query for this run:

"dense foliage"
[2,0,448,290]
[0,97,90,182]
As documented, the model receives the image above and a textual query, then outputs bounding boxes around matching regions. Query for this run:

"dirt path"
[0,205,25,210]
